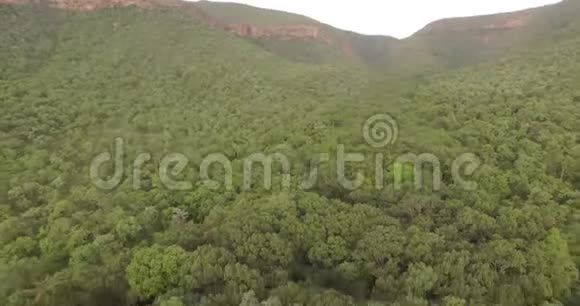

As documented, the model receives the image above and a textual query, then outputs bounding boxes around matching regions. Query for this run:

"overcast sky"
[196,0,562,38]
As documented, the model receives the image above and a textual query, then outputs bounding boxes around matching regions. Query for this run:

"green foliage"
[0,2,579,306]
[193,1,318,26]
[126,245,190,298]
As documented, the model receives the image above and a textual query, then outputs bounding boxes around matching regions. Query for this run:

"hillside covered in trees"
[0,1,579,305]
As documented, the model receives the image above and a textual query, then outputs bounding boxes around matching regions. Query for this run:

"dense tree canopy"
[0,2,579,306]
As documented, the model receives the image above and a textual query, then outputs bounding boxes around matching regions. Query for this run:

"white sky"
[194,0,562,38]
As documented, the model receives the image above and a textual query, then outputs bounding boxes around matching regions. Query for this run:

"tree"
[126,245,190,298]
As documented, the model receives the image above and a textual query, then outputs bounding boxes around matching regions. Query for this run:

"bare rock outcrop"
[418,10,533,35]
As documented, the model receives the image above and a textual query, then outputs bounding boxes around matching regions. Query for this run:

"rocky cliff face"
[222,23,353,55]
[179,2,354,56]
[417,10,533,36]
[231,26,354,56]
[225,24,327,42]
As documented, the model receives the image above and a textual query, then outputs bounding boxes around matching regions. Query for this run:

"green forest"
[0,1,580,305]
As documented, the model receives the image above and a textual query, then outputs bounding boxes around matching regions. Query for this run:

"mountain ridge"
[0,0,564,42]
[1,0,577,70]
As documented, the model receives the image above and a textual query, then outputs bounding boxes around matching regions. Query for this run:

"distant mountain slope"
[3,0,578,73]
[187,0,580,74]
[407,0,580,67]
[192,1,318,26]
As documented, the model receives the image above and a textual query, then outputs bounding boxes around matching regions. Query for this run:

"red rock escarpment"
[419,10,533,35]
[225,24,331,43]
[416,10,534,45]
[182,4,353,56]
[221,23,353,56]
